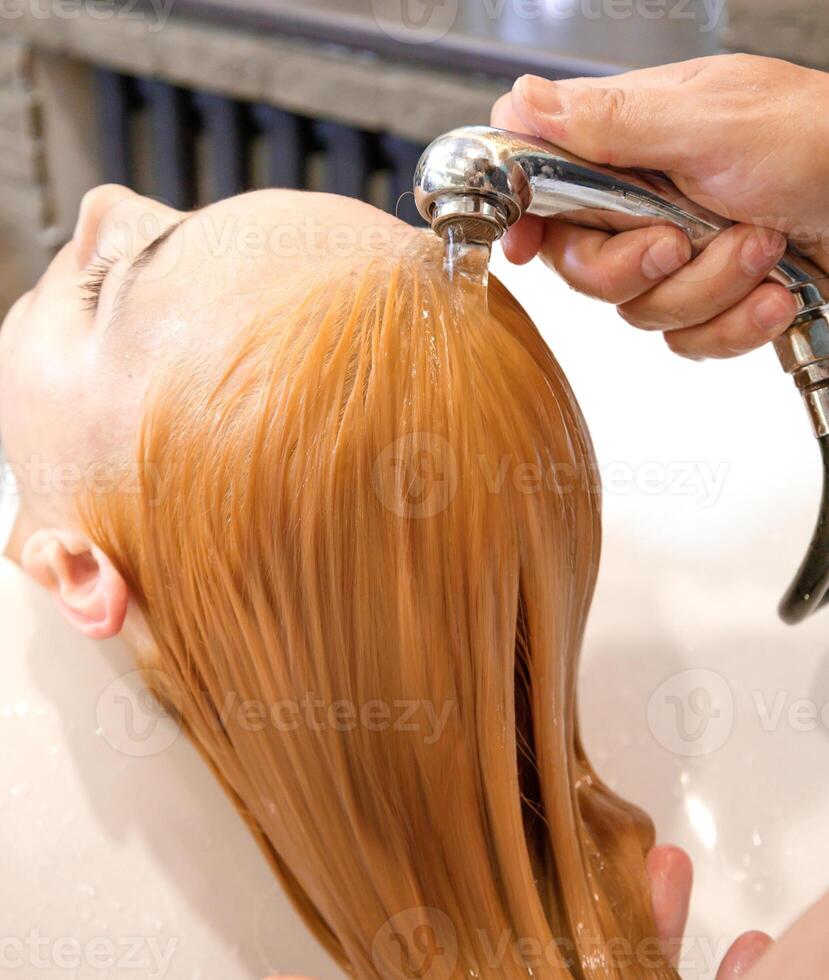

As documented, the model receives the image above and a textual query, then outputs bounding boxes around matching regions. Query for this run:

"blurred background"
[2,2,829,978]
[2,0,824,317]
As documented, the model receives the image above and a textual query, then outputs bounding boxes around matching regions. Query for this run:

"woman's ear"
[21,528,128,639]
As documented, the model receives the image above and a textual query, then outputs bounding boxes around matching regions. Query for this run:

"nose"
[72,185,138,267]
[72,185,180,268]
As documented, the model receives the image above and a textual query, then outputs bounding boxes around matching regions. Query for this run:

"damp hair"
[83,233,679,979]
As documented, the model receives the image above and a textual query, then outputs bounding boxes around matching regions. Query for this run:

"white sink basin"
[0,560,342,979]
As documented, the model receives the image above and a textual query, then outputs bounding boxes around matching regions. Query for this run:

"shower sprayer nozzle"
[413,127,531,245]
[428,195,510,246]
[413,125,829,623]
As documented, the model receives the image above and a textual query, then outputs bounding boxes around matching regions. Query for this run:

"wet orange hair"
[85,234,677,978]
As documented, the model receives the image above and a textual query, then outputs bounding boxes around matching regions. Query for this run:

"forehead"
[186,189,405,265]
[141,190,405,307]
[116,190,411,361]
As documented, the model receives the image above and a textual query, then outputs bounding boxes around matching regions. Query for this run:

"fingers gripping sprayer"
[413,126,829,624]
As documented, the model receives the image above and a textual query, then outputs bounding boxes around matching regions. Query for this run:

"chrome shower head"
[414,126,829,623]
[413,127,529,243]
[414,125,729,248]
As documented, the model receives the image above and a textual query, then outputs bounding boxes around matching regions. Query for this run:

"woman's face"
[0,186,406,544]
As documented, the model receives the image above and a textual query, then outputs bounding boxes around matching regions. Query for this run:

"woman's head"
[1,186,674,976]
[0,185,410,633]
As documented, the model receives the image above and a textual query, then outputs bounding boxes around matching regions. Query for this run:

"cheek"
[0,298,31,457]
[0,299,92,476]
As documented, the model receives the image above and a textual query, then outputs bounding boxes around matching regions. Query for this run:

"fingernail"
[642,236,691,280]
[740,230,786,277]
[514,74,563,115]
[754,294,793,333]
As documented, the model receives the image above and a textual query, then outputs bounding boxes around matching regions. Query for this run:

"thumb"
[715,931,773,979]
[510,74,696,173]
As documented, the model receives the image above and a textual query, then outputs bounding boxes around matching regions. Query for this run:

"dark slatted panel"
[312,121,376,200]
[251,105,310,190]
[94,69,135,187]
[191,93,248,201]
[94,71,428,225]
[381,134,427,227]
[135,79,196,210]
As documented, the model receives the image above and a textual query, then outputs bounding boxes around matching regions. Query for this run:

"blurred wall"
[0,29,51,314]
[0,0,826,316]
[0,7,506,317]
[725,0,829,70]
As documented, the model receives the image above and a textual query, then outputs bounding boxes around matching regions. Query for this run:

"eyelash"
[79,252,120,312]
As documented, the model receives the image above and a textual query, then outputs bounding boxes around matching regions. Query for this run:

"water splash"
[441,223,492,298]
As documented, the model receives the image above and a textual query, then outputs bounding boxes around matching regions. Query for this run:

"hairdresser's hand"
[647,845,771,977]
[716,889,829,980]
[491,54,829,360]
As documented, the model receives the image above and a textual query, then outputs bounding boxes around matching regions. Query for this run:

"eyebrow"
[108,214,191,332]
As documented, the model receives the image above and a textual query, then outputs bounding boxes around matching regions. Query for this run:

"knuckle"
[594,266,625,305]
[726,52,764,75]
[692,278,720,316]
[699,52,760,86]
[593,86,629,132]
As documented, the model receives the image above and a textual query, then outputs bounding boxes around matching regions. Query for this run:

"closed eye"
[78,252,121,312]
[77,215,189,317]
